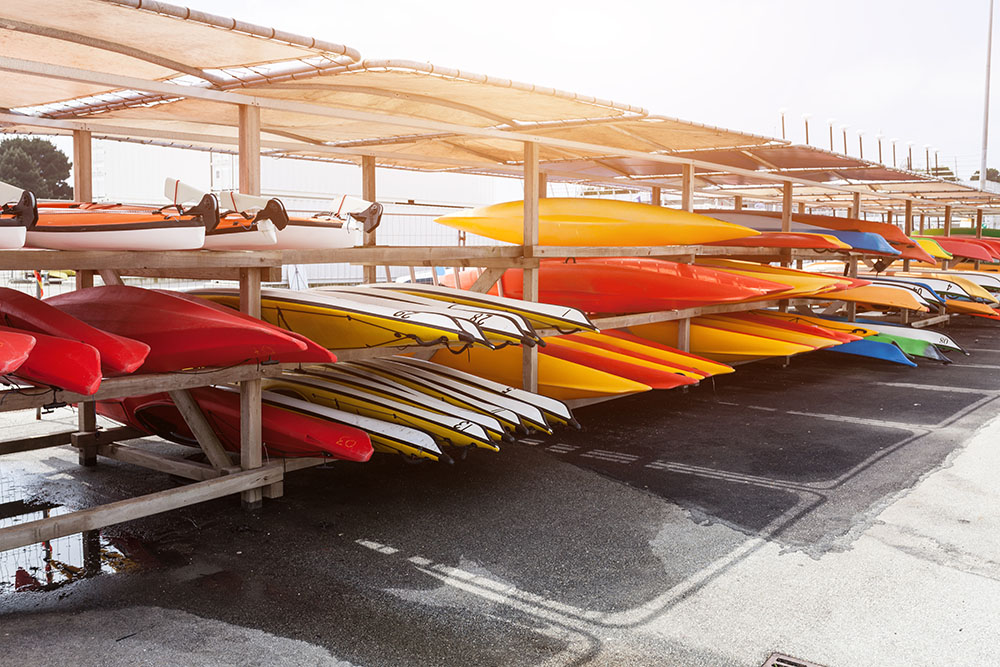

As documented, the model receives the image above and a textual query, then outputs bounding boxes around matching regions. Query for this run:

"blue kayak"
[822,230,901,256]
[824,339,918,367]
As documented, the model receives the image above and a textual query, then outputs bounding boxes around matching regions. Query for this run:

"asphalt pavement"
[2,319,999,666]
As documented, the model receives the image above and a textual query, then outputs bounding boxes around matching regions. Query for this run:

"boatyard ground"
[2,319,999,666]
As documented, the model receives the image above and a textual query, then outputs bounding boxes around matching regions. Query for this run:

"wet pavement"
[2,319,1000,666]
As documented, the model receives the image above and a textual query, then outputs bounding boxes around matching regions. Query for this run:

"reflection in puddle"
[0,477,148,594]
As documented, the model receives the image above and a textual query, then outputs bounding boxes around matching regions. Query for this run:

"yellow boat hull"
[697,315,841,349]
[435,198,760,246]
[429,346,651,400]
[628,321,814,362]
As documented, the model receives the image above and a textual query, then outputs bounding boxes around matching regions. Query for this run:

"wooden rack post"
[943,205,953,236]
[239,268,265,509]
[976,209,984,238]
[903,200,913,272]
[651,186,661,206]
[362,155,377,284]
[72,269,98,466]
[72,129,92,202]
[676,164,696,351]
[522,141,540,392]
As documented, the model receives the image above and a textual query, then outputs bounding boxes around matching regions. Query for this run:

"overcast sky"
[197,0,998,179]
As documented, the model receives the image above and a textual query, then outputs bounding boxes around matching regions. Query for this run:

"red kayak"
[46,286,313,373]
[0,330,35,374]
[449,258,788,314]
[163,291,336,364]
[0,286,150,375]
[915,237,995,262]
[541,340,698,390]
[0,324,101,394]
[98,386,373,461]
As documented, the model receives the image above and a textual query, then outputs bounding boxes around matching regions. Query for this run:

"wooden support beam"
[469,267,505,293]
[943,205,953,236]
[797,201,806,214]
[362,155,377,284]
[676,318,691,352]
[919,213,925,234]
[903,200,913,272]
[846,258,858,322]
[97,442,231,482]
[77,269,99,465]
[681,164,694,212]
[98,269,123,286]
[72,129,92,202]
[781,182,793,234]
[733,195,743,210]
[522,141,540,393]
[538,172,548,198]
[0,426,141,457]
[651,186,661,206]
[0,464,283,553]
[168,389,233,470]
[239,267,263,509]
[976,209,985,239]
[850,192,862,219]
[237,104,261,196]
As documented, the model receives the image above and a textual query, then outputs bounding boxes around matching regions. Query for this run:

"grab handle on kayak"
[1,190,38,228]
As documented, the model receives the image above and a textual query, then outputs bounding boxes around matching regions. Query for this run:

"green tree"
[0,137,73,199]
[970,167,1000,183]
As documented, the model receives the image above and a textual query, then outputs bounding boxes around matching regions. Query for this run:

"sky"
[196,0,998,179]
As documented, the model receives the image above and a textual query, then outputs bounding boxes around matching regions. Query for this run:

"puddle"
[0,477,154,595]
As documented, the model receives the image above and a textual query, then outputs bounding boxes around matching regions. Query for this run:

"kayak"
[474,258,789,315]
[428,345,652,400]
[266,371,498,451]
[825,339,918,367]
[819,230,901,256]
[700,208,935,263]
[381,280,596,332]
[317,286,534,347]
[0,286,150,375]
[721,311,861,344]
[99,386,374,461]
[705,231,852,251]
[351,357,552,435]
[191,287,487,350]
[0,329,35,374]
[0,190,35,249]
[811,284,930,311]
[0,324,101,394]
[540,337,700,390]
[436,198,760,246]
[560,330,735,379]
[27,198,214,250]
[627,321,815,362]
[242,386,441,462]
[915,237,994,262]
[697,259,847,298]
[695,314,842,349]
[914,238,953,261]
[385,355,578,429]
[46,286,313,373]
[303,364,512,444]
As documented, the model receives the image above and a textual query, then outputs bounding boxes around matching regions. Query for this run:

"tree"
[0,137,73,199]
[970,167,1000,183]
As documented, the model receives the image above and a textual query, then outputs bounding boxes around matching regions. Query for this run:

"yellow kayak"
[561,331,734,379]
[429,346,651,400]
[435,198,760,246]
[944,300,1000,317]
[914,238,953,261]
[191,287,484,350]
[628,321,815,362]
[813,284,929,312]
[696,314,841,349]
